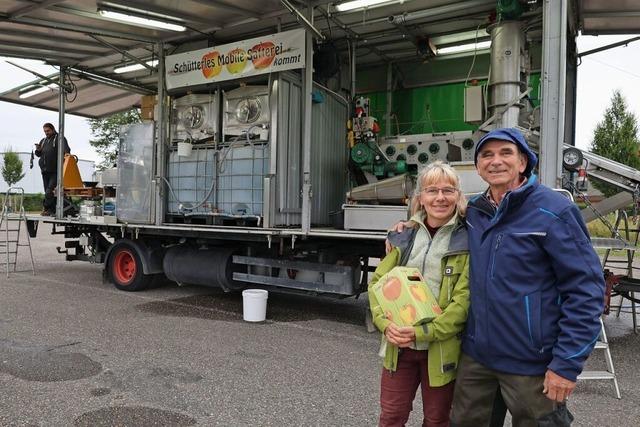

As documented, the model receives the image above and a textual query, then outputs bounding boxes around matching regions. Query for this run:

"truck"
[2,0,639,298]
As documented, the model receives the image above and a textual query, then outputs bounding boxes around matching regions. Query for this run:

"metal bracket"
[280,0,325,40]
[89,34,155,72]
[6,61,74,93]
[291,234,297,250]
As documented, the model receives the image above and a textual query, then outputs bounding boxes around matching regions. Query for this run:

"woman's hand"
[385,221,409,254]
[384,323,416,347]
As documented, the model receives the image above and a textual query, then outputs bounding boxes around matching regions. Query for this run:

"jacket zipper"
[490,234,503,279]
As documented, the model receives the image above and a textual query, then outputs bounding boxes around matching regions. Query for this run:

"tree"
[2,149,25,187]
[88,108,141,170]
[590,90,640,197]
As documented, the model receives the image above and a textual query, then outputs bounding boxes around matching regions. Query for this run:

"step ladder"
[601,209,639,333]
[577,318,621,399]
[0,187,35,277]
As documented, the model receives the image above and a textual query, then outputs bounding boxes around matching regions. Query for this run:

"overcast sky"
[0,34,639,162]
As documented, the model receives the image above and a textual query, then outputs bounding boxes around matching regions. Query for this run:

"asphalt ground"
[1,228,639,426]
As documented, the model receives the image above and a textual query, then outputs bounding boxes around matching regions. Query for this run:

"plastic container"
[177,142,193,157]
[242,289,268,322]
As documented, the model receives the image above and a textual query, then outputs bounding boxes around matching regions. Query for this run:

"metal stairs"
[0,187,35,277]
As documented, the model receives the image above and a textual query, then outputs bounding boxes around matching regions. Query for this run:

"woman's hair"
[410,160,467,217]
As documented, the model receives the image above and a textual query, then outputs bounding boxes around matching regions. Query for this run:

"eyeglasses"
[422,186,458,196]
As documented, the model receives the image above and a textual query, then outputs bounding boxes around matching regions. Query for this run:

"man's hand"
[385,221,409,254]
[384,323,416,347]
[543,369,576,402]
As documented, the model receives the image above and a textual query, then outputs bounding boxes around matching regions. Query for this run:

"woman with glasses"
[369,161,470,427]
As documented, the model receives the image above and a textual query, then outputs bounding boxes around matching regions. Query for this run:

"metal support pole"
[301,6,314,233]
[350,39,357,102]
[55,67,65,218]
[154,42,166,226]
[386,62,393,137]
[539,0,567,187]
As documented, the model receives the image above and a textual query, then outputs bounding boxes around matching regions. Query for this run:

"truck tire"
[107,241,153,292]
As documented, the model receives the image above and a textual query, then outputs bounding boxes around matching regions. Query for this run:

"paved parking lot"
[1,228,639,426]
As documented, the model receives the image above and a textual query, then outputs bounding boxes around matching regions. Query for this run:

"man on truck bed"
[34,122,70,216]
[449,128,605,426]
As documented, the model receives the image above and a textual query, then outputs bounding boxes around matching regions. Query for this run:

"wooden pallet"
[64,187,103,197]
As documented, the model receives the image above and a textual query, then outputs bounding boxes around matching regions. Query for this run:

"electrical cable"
[464,22,484,87]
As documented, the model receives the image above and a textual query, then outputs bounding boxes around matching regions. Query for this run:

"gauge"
[429,143,440,154]
[235,97,262,124]
[385,146,396,156]
[562,147,583,171]
[462,138,475,150]
[181,106,204,129]
[418,153,429,164]
[407,144,417,155]
[396,154,406,162]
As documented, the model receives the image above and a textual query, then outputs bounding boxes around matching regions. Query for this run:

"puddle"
[74,406,196,426]
[0,340,101,382]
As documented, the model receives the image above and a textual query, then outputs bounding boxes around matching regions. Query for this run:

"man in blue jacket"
[450,128,605,426]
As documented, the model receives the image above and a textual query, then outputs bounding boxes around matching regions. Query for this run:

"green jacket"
[368,217,470,387]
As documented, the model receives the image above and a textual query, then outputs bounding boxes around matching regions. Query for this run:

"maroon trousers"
[380,348,455,427]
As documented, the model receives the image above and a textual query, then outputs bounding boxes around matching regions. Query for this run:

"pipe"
[55,67,66,219]
[388,0,494,25]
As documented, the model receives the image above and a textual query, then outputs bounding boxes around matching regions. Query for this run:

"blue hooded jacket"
[464,129,605,382]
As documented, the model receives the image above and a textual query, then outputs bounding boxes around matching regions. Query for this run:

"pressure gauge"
[235,98,262,124]
[562,147,583,171]
[181,106,204,129]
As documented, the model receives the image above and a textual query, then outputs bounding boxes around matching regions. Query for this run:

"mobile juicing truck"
[2,1,636,296]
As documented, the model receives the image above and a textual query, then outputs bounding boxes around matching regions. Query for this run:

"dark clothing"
[380,348,455,427]
[451,353,556,427]
[35,132,70,214]
[35,133,70,173]
[42,172,57,213]
[463,176,605,382]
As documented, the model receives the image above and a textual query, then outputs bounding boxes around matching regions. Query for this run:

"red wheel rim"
[113,249,136,285]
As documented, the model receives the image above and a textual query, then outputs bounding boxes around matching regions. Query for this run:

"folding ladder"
[577,318,621,399]
[0,187,35,277]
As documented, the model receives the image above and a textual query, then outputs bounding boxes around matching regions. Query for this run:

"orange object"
[62,154,84,188]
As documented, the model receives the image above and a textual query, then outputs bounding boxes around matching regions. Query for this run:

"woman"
[369,161,470,427]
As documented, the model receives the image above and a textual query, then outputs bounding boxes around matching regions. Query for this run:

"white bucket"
[242,289,268,322]
[177,142,192,157]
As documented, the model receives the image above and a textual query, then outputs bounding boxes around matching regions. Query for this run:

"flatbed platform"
[24,214,387,241]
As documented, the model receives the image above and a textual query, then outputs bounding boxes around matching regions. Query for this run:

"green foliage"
[88,108,141,170]
[590,90,640,197]
[2,149,25,187]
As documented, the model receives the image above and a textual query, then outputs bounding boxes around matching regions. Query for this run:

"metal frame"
[539,0,568,187]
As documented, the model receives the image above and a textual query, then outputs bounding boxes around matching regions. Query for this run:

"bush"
[0,193,44,213]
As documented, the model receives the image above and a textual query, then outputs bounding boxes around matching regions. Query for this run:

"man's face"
[43,127,54,138]
[476,139,527,189]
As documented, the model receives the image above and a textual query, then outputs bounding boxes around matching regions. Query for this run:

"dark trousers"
[450,353,556,427]
[380,348,455,427]
[42,172,57,212]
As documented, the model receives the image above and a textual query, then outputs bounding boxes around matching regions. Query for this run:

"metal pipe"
[350,39,357,101]
[488,21,526,128]
[301,6,314,233]
[386,62,393,136]
[280,0,325,40]
[88,35,155,72]
[5,61,74,92]
[55,67,66,219]
[388,0,495,25]
[578,36,640,58]
[539,0,567,187]
[155,42,166,226]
